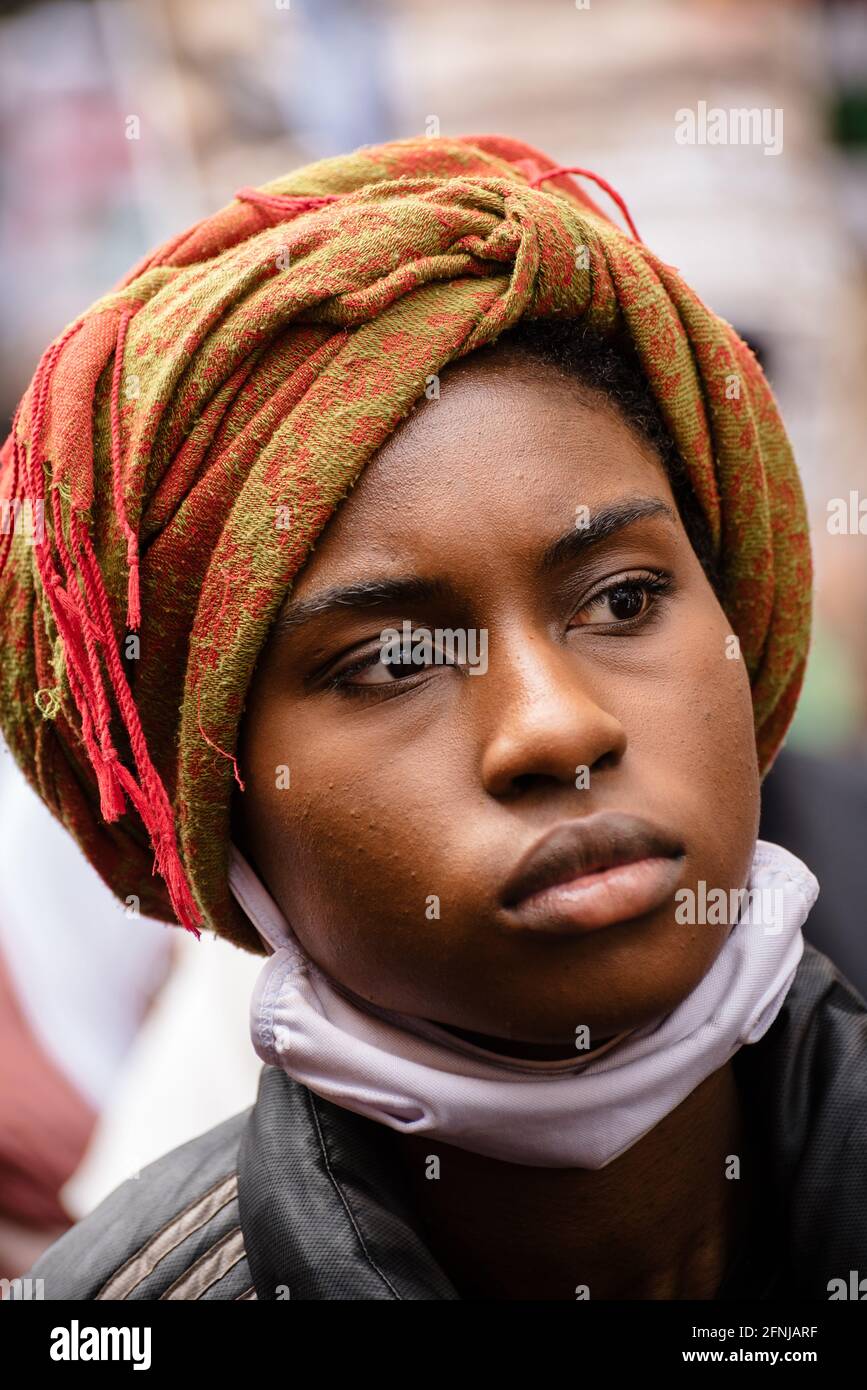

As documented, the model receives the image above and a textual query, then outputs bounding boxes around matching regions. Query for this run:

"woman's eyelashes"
[321,568,676,697]
[321,635,456,696]
[567,568,674,631]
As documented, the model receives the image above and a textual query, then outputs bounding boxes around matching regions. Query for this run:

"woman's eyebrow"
[273,575,454,639]
[538,496,678,574]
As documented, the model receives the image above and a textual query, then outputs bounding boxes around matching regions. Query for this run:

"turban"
[0,134,812,952]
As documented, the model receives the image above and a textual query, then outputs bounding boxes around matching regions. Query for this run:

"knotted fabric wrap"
[0,133,812,949]
[236,838,819,1169]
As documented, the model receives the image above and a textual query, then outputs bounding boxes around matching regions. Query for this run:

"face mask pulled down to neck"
[230,838,818,1169]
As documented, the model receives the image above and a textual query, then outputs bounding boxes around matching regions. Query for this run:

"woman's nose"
[478,636,627,798]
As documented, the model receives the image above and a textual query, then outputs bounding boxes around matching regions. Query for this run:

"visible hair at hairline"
[487,318,722,598]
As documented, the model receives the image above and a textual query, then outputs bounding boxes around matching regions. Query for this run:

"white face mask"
[231,838,819,1170]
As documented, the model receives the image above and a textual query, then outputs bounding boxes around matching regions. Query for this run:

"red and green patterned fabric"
[0,134,812,951]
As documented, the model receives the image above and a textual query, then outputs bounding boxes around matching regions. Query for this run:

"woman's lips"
[497,810,686,936]
[499,853,685,935]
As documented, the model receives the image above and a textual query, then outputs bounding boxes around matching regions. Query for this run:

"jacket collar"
[238,1064,460,1299]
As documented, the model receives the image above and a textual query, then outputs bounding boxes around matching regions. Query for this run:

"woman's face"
[237,347,759,1055]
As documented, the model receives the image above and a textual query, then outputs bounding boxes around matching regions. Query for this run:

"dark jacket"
[760,746,867,1000]
[16,943,867,1300]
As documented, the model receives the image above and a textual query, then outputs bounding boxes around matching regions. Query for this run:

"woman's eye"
[328,644,454,691]
[571,574,670,627]
[346,653,419,686]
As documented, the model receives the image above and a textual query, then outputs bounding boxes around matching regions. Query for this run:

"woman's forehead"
[284,357,676,600]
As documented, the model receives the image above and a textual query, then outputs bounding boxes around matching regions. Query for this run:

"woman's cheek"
[670,624,759,881]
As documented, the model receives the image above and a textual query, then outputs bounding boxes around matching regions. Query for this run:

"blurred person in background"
[0,735,173,1279]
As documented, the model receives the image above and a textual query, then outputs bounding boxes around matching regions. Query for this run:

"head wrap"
[0,134,812,952]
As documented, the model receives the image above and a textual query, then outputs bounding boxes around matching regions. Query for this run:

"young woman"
[2,134,864,1301]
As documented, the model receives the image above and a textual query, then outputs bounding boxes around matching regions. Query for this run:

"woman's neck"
[389,1060,753,1300]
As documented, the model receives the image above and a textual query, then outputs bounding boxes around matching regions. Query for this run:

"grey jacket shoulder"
[23,1105,256,1301]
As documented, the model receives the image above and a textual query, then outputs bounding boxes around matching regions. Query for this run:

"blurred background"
[0,0,865,1281]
